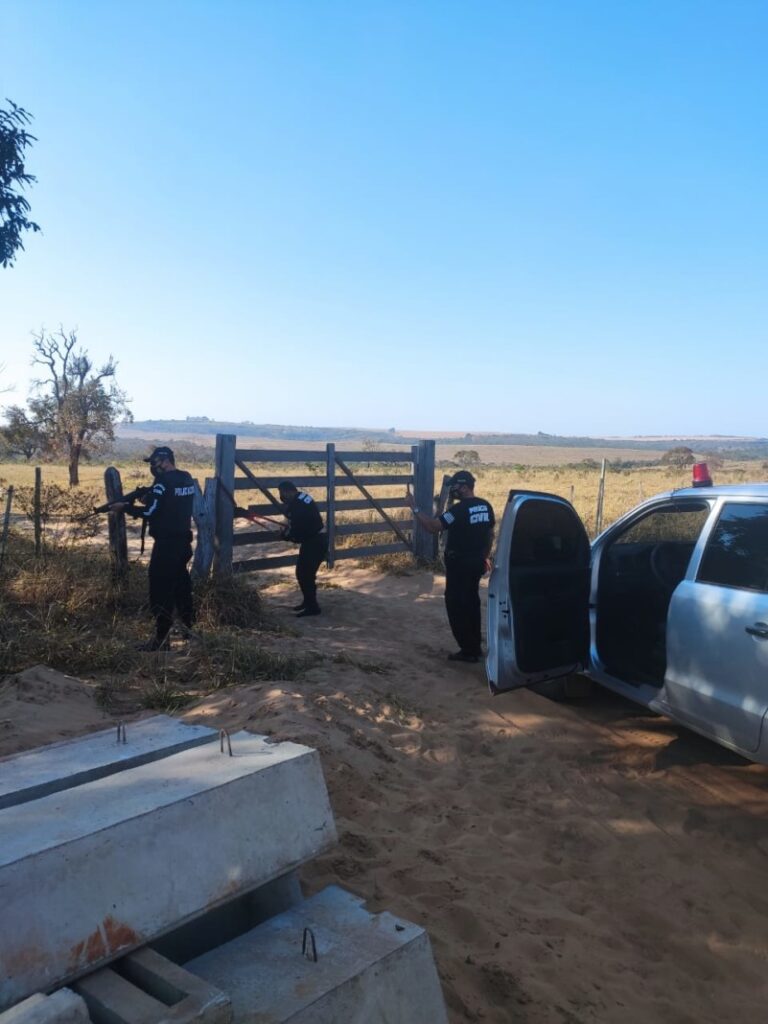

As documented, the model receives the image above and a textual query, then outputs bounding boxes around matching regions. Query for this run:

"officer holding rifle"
[111,446,196,651]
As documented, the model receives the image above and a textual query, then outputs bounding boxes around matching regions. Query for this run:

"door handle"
[745,622,768,639]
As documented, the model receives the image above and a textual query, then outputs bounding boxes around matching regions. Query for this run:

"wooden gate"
[212,435,437,576]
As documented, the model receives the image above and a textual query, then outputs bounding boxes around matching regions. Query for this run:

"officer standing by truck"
[406,470,495,663]
[113,446,196,650]
[278,480,327,617]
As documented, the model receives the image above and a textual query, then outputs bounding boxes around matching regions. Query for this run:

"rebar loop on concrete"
[219,729,233,756]
[302,927,318,962]
[116,722,127,744]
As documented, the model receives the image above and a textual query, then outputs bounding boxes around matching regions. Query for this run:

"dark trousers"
[444,554,485,656]
[148,534,194,641]
[296,533,327,611]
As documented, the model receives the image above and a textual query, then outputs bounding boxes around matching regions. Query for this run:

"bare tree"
[27,327,132,485]
[0,362,13,395]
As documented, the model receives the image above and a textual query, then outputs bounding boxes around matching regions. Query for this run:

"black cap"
[144,446,174,463]
[449,470,475,487]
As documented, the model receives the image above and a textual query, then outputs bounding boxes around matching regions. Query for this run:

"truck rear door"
[664,499,768,753]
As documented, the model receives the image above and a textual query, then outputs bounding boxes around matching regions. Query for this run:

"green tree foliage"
[25,327,132,485]
[0,405,45,459]
[0,100,39,268]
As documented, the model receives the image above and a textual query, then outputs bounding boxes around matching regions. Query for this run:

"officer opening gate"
[211,435,437,576]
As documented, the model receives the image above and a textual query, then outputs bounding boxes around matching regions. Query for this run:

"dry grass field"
[2,454,764,540]
[468,460,765,535]
[433,443,664,466]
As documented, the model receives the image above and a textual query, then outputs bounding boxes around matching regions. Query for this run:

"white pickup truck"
[486,477,768,763]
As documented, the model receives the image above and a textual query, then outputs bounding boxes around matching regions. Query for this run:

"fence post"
[433,471,452,564]
[410,444,419,555]
[412,439,436,563]
[435,473,451,518]
[34,467,42,557]
[214,433,236,577]
[0,485,14,574]
[326,443,336,568]
[594,459,607,536]
[191,477,216,580]
[104,467,129,579]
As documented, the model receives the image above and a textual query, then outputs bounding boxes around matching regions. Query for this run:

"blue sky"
[1,1,766,435]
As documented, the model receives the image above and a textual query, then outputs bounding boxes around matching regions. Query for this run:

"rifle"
[239,508,284,528]
[86,485,153,519]
[216,478,285,531]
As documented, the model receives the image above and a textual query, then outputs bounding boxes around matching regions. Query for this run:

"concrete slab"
[186,887,448,1024]
[0,733,336,1010]
[0,717,218,810]
[0,990,90,1024]
[74,949,230,1024]
[152,873,304,967]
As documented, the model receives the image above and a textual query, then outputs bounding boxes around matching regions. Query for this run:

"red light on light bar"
[692,462,713,487]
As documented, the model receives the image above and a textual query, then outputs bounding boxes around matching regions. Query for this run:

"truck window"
[596,500,709,685]
[697,503,768,592]
[614,502,710,547]
[510,500,589,567]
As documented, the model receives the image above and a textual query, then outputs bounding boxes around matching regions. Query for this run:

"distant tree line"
[126,420,412,444]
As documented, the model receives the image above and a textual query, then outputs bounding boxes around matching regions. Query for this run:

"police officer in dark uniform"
[114,446,196,650]
[278,480,327,617]
[406,470,495,663]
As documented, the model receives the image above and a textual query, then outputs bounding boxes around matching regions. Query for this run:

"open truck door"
[486,492,591,695]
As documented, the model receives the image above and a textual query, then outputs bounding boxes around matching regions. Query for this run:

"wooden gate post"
[412,439,436,563]
[594,458,607,537]
[214,434,236,577]
[0,485,14,574]
[326,443,336,568]
[191,477,216,580]
[104,467,129,579]
[33,467,42,557]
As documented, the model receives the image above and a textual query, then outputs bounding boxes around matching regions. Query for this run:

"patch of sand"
[0,666,111,755]
[3,566,768,1022]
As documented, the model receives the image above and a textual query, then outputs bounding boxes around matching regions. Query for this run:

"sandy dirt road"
[2,563,767,1022]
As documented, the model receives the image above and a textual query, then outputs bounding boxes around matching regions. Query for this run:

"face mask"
[449,485,463,500]
[150,462,162,479]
